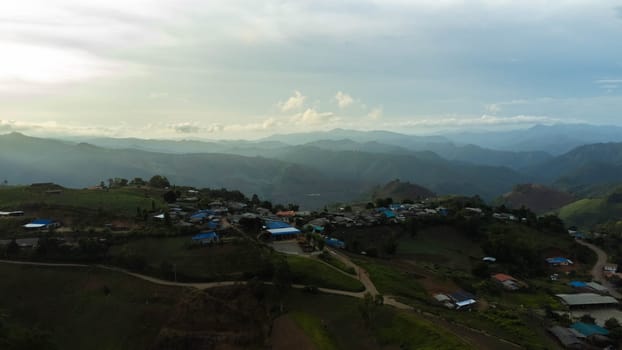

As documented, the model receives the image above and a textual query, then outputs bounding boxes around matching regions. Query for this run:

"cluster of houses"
[550,293,619,349]
[549,323,613,349]
[547,262,621,348]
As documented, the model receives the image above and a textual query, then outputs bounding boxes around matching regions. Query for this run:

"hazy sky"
[1,0,622,139]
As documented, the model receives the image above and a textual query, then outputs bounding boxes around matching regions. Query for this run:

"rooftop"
[556,293,618,306]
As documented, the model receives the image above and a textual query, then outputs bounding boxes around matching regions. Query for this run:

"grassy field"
[352,257,427,300]
[282,290,474,350]
[290,312,339,350]
[558,197,622,229]
[0,185,164,218]
[0,263,183,350]
[109,237,273,281]
[287,255,364,292]
[318,252,356,275]
[374,311,474,350]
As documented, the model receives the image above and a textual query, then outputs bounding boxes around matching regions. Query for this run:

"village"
[1,183,622,349]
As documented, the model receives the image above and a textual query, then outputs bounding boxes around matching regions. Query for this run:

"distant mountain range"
[3,123,622,209]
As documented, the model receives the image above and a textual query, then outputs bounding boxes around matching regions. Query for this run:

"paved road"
[575,240,622,299]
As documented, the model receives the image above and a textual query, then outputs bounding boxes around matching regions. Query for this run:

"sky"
[1,0,622,139]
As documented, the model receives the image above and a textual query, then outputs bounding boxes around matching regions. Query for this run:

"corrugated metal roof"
[586,282,608,292]
[264,221,291,230]
[192,232,218,240]
[556,293,618,306]
[571,322,610,337]
[268,227,301,236]
[549,326,583,347]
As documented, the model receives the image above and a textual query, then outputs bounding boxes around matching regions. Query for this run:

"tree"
[580,314,596,324]
[149,175,170,189]
[130,177,146,186]
[606,317,620,330]
[251,194,260,206]
[163,190,177,203]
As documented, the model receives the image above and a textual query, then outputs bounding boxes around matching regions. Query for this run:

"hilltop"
[372,180,435,202]
[500,184,575,214]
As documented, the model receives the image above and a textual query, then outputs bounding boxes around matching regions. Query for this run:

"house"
[556,293,618,309]
[603,264,618,273]
[264,220,292,230]
[548,326,585,349]
[325,237,345,249]
[570,322,610,337]
[546,257,574,266]
[491,273,525,291]
[585,282,609,295]
[0,238,39,248]
[192,232,219,244]
[465,207,483,215]
[449,290,477,310]
[568,281,590,291]
[433,294,455,309]
[0,211,24,217]
[267,227,301,240]
[23,219,58,230]
[276,211,296,223]
[482,256,497,263]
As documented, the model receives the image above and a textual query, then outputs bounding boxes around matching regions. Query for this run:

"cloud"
[279,91,306,112]
[595,79,622,84]
[291,108,338,125]
[485,104,501,114]
[335,91,354,108]
[397,115,562,128]
[170,122,201,133]
[595,79,621,92]
[368,107,383,120]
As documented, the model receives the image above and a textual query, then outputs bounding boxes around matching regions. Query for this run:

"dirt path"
[575,240,622,298]
[325,248,379,295]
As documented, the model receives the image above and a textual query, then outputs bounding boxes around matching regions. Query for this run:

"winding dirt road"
[574,239,622,299]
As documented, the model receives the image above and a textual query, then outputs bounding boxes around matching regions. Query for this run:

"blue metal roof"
[569,281,588,288]
[312,225,325,232]
[30,219,53,225]
[192,232,218,240]
[571,322,610,337]
[325,238,345,248]
[191,212,208,219]
[382,210,396,218]
[206,221,219,229]
[264,220,291,229]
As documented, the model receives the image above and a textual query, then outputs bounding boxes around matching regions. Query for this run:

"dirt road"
[575,239,622,299]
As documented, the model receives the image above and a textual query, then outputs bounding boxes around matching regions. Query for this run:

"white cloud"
[279,91,306,112]
[485,104,501,114]
[595,79,622,84]
[291,108,338,125]
[397,115,562,128]
[170,122,202,133]
[368,107,383,120]
[335,91,354,108]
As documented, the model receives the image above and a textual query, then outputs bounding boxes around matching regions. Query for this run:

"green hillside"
[557,188,622,229]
